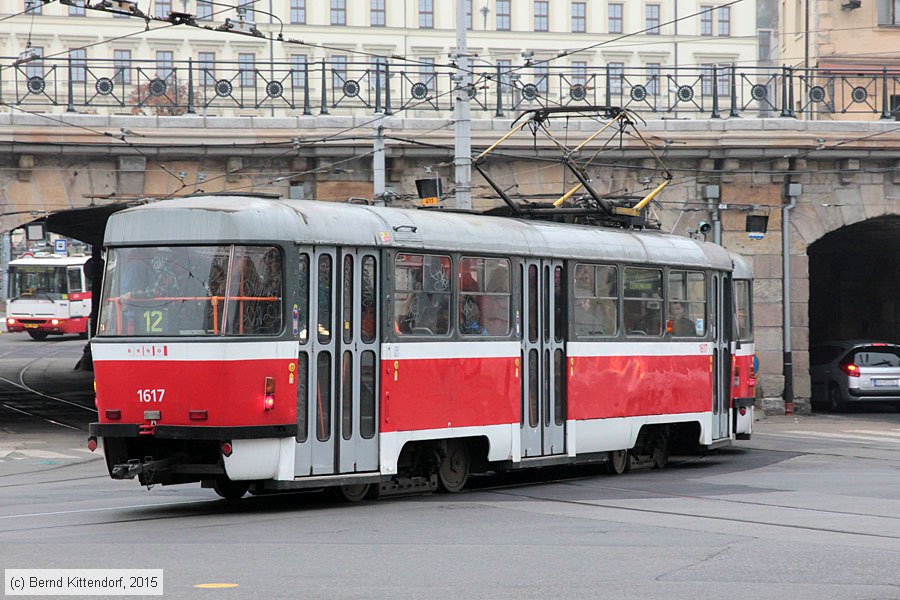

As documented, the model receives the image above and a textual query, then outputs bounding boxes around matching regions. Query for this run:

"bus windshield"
[97,245,283,337]
[8,266,69,300]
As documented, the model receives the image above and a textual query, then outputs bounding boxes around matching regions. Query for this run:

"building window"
[534,0,548,31]
[466,0,473,29]
[331,0,346,25]
[701,64,715,96]
[700,5,713,35]
[419,57,435,91]
[371,57,387,90]
[69,0,86,16]
[647,62,660,96]
[197,0,212,20]
[572,60,587,85]
[608,3,623,33]
[717,6,731,36]
[497,58,512,91]
[877,0,900,24]
[24,0,41,14]
[496,0,511,30]
[198,52,215,86]
[113,49,131,85]
[571,2,586,32]
[25,47,43,79]
[331,55,347,88]
[291,54,307,89]
[419,0,434,28]
[290,0,305,24]
[717,64,730,96]
[154,0,170,19]
[69,48,87,82]
[156,50,173,81]
[700,64,732,96]
[534,64,549,94]
[608,62,624,96]
[371,0,385,26]
[238,52,255,88]
[646,4,660,34]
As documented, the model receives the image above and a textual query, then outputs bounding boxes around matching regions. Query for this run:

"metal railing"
[3,56,900,119]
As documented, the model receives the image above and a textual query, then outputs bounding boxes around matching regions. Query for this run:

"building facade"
[780,0,900,119]
[1,1,760,117]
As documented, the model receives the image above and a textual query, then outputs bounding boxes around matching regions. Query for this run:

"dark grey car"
[810,341,900,411]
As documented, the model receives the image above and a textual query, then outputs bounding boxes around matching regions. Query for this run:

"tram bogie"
[88,195,756,500]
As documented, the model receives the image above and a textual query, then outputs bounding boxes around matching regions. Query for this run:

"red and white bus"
[89,195,755,500]
[6,254,91,340]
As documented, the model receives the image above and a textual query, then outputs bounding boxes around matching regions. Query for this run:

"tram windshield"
[97,245,283,337]
[8,265,69,300]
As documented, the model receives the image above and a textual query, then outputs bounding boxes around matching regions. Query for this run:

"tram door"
[295,247,380,477]
[711,274,729,440]
[336,249,380,473]
[520,259,566,457]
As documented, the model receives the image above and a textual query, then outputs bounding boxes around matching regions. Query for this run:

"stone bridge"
[2,113,899,413]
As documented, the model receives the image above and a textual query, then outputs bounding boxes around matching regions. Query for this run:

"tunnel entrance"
[808,215,900,347]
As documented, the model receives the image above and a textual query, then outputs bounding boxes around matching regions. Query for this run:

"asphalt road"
[0,333,899,600]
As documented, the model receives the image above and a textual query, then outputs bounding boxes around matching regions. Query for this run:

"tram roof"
[104,196,735,271]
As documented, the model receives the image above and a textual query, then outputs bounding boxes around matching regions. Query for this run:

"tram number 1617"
[137,389,166,403]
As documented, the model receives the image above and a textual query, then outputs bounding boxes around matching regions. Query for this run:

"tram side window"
[394,253,451,336]
[225,246,283,336]
[623,267,663,336]
[360,256,377,343]
[735,279,753,342]
[459,256,511,336]
[573,263,618,337]
[667,270,706,337]
[297,253,310,342]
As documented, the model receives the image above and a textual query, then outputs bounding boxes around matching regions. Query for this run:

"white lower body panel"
[224,438,296,481]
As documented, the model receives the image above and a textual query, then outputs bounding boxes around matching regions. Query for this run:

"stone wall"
[2,116,900,414]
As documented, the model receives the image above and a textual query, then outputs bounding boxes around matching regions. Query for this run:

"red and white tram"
[89,194,755,500]
[6,254,91,340]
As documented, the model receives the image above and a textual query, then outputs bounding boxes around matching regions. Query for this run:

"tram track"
[481,486,900,541]
[0,342,96,432]
[2,459,899,542]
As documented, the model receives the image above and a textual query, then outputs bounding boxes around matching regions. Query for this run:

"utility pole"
[453,0,472,210]
[373,111,386,206]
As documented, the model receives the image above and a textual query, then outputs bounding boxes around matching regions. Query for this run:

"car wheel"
[827,385,845,413]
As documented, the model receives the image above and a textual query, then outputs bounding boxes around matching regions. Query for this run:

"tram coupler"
[110,455,178,480]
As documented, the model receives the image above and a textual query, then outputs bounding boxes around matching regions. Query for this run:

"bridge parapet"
[5,56,900,120]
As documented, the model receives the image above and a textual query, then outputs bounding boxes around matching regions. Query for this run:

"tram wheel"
[27,331,49,341]
[605,450,631,475]
[332,483,373,503]
[651,434,670,469]
[212,477,250,500]
[437,439,470,493]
